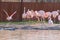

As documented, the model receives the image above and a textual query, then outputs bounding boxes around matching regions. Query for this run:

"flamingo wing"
[10,10,17,17]
[3,9,9,17]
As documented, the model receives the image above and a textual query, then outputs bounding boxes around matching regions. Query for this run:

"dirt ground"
[0,30,60,40]
[0,23,60,40]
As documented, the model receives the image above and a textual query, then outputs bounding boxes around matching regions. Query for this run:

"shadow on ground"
[0,25,60,30]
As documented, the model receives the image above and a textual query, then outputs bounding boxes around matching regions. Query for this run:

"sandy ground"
[0,30,60,40]
[0,23,60,40]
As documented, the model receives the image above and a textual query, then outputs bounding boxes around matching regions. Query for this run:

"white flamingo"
[48,17,53,24]
[3,9,17,21]
[22,7,27,20]
[52,11,59,22]
[52,11,59,18]
[57,10,60,13]
[38,10,45,22]
[38,10,45,17]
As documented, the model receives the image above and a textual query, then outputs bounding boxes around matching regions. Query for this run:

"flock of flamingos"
[22,7,60,24]
[3,7,60,24]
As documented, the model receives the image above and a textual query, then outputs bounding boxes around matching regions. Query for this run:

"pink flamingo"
[26,9,40,21]
[26,9,32,21]
[58,15,60,23]
[45,12,52,21]
[35,10,41,21]
[45,12,52,18]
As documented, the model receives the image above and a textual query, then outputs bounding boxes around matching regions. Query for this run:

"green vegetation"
[0,20,59,25]
[0,20,41,25]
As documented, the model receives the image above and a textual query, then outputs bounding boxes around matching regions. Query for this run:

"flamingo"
[26,9,32,21]
[38,10,45,22]
[26,9,40,21]
[58,15,60,23]
[30,10,35,18]
[45,12,52,18]
[35,11,40,21]
[3,9,17,21]
[52,11,59,22]
[22,11,27,19]
[57,10,60,13]
[44,12,52,21]
[22,7,27,20]
[48,17,53,24]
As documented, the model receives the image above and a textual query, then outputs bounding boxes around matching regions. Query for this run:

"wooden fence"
[0,2,60,21]
[23,2,60,11]
[0,2,22,21]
